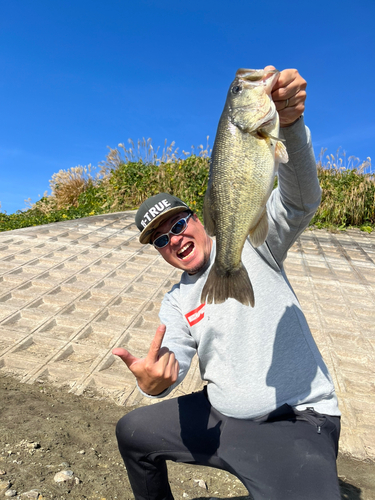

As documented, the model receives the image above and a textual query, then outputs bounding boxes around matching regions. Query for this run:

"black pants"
[116,389,341,500]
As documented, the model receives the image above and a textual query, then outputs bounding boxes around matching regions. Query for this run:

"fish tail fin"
[201,263,254,307]
[249,209,269,248]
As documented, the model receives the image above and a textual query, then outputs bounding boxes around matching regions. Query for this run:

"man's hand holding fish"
[265,65,307,126]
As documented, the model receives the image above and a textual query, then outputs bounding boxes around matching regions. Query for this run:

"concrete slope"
[0,212,374,461]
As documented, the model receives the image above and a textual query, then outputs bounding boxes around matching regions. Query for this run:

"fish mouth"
[177,242,195,260]
[235,69,279,95]
[236,68,278,79]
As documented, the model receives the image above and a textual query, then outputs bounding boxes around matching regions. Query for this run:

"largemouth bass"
[201,68,288,307]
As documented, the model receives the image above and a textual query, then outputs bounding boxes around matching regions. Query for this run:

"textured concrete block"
[75,325,119,348]
[11,334,66,359]
[36,318,84,340]
[52,343,105,372]
[0,329,29,355]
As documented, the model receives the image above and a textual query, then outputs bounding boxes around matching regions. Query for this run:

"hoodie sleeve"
[265,117,321,266]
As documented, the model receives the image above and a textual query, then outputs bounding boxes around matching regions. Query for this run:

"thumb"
[112,347,139,369]
[264,65,276,72]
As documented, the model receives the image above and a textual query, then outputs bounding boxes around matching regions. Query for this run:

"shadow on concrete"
[339,478,362,499]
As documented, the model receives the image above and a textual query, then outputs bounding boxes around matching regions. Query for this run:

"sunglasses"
[152,213,192,249]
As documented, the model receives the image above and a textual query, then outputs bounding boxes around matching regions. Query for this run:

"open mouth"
[177,242,195,260]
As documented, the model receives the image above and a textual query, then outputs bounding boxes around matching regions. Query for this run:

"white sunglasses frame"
[152,213,192,249]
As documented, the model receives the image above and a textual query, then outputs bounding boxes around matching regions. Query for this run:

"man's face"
[152,211,212,274]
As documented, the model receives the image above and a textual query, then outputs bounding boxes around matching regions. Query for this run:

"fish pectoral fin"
[249,210,269,248]
[257,131,285,142]
[275,141,289,164]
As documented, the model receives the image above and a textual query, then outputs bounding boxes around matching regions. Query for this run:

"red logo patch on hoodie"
[185,303,205,327]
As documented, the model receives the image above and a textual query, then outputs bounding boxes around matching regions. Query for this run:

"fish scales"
[201,68,288,307]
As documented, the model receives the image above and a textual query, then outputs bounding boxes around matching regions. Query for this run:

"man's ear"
[192,213,203,225]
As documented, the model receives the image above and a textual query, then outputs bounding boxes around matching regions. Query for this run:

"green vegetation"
[311,150,374,232]
[0,141,374,233]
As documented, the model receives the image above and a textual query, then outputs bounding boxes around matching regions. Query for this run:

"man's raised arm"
[265,66,321,265]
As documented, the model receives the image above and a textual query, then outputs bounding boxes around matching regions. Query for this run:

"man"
[113,66,341,500]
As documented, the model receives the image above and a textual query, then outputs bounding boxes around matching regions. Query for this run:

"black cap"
[135,193,190,244]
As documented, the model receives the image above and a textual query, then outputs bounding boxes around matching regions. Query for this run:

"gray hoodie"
[146,117,340,419]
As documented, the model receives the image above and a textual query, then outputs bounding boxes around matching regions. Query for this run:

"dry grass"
[50,164,99,209]
[101,137,211,174]
[317,148,372,174]
[100,137,211,215]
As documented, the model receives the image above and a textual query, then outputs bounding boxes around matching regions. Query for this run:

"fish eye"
[231,85,242,94]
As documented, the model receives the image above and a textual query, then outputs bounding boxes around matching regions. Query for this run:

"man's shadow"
[190,479,362,499]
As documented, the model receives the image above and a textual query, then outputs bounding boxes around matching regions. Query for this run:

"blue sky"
[1,0,374,214]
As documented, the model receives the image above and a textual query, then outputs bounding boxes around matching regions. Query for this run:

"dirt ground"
[0,374,374,500]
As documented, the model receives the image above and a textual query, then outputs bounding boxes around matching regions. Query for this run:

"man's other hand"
[112,324,179,396]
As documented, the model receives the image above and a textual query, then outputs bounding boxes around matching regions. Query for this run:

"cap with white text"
[135,193,190,244]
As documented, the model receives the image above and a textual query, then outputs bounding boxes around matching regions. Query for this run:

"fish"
[201,68,289,307]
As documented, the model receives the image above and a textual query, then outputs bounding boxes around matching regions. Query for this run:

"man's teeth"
[178,244,190,255]
[178,243,194,259]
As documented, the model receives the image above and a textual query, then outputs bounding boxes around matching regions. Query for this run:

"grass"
[0,141,374,233]
[311,149,374,232]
